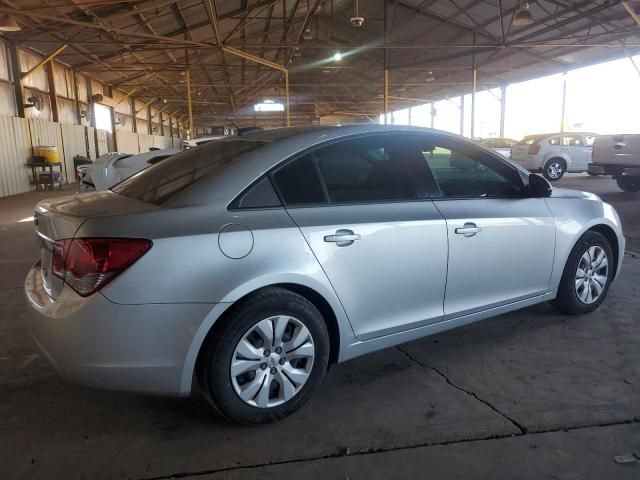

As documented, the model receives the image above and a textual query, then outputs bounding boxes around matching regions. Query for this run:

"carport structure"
[2,0,640,132]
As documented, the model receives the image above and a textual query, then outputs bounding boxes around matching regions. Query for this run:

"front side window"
[584,135,596,146]
[313,135,417,203]
[418,140,523,198]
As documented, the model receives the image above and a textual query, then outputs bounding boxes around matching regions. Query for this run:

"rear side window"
[233,177,281,209]
[272,154,325,205]
[111,140,265,205]
[313,135,417,203]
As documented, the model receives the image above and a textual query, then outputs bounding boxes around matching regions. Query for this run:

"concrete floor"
[1,175,639,480]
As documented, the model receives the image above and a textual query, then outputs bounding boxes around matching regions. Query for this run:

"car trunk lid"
[34,191,161,299]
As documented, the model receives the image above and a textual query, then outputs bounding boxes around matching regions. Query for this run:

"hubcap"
[548,162,563,179]
[230,316,315,408]
[575,246,609,304]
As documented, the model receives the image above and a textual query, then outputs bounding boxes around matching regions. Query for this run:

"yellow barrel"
[35,145,60,164]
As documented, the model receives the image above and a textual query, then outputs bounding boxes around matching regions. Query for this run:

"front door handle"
[324,229,361,247]
[455,222,481,237]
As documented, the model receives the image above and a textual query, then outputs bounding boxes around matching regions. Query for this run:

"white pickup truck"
[589,134,640,192]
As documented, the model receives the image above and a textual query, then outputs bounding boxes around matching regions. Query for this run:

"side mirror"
[526,173,552,197]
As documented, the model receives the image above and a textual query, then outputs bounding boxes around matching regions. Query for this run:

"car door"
[562,135,589,172]
[270,133,448,341]
[415,134,556,318]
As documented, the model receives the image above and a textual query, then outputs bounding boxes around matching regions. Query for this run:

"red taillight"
[52,238,151,297]
[528,143,541,155]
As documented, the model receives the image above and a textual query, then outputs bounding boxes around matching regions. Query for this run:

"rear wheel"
[542,158,566,181]
[616,175,640,192]
[551,231,613,315]
[197,287,330,424]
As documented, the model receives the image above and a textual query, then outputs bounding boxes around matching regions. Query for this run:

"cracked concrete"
[1,175,640,479]
[397,346,529,434]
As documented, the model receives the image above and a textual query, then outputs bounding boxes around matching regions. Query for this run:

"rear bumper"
[589,164,640,177]
[24,263,214,396]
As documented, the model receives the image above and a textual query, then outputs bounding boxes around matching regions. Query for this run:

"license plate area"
[40,239,53,285]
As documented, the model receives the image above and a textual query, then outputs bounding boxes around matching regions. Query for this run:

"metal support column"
[459,95,464,135]
[383,0,389,125]
[45,61,59,122]
[499,85,507,138]
[560,72,567,132]
[285,69,290,127]
[470,33,477,139]
[130,97,137,133]
[8,41,25,118]
[72,70,81,125]
[186,69,193,137]
[384,69,389,124]
[430,103,434,128]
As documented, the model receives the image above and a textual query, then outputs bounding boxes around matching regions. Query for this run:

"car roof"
[169,124,529,207]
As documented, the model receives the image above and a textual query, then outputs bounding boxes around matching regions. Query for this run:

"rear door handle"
[455,222,481,237]
[324,229,361,247]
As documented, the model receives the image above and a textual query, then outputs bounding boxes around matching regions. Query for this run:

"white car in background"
[511,132,598,181]
[78,148,179,192]
[476,138,518,158]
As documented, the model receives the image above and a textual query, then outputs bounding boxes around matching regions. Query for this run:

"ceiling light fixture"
[513,2,534,26]
[333,52,343,62]
[425,71,435,82]
[254,100,284,112]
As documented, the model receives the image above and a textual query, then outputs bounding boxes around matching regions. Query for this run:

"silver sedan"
[25,125,624,424]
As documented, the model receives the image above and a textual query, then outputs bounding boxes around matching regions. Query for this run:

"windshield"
[111,139,266,205]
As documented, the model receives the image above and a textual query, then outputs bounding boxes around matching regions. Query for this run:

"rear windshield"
[111,139,266,205]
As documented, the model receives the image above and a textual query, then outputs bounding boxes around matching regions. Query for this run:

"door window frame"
[267,132,432,208]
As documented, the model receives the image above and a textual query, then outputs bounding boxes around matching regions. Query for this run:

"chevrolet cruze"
[25,125,624,424]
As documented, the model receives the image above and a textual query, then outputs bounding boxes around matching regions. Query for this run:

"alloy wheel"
[230,316,315,408]
[575,246,608,304]
[547,162,563,179]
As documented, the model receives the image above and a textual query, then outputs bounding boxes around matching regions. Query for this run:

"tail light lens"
[52,238,152,297]
[528,143,541,155]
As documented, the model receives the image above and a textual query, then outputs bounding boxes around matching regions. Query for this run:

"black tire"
[551,231,614,315]
[616,175,640,192]
[197,287,330,424]
[587,172,599,176]
[542,158,566,181]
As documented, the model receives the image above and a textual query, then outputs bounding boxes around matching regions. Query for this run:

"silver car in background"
[511,132,598,181]
[476,137,518,158]
[25,125,624,424]
[78,148,179,192]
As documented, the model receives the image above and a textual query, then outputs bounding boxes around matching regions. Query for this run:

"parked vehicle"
[476,137,518,158]
[78,148,179,192]
[589,134,640,192]
[511,132,598,181]
[25,125,624,424]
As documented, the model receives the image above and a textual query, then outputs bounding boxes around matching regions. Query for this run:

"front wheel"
[197,287,330,424]
[551,231,614,315]
[616,175,640,192]
[542,158,566,181]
